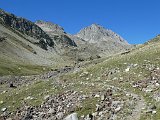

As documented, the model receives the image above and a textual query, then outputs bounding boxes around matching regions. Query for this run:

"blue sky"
[0,0,160,44]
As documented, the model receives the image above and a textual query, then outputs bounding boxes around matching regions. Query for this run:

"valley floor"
[0,42,160,120]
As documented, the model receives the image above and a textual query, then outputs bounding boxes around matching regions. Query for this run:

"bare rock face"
[35,20,65,35]
[76,24,128,44]
[36,20,77,47]
[0,9,54,50]
[75,24,131,54]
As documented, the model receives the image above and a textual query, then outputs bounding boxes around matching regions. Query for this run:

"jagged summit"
[76,23,129,44]
[75,23,131,55]
[35,20,65,35]
[89,23,106,30]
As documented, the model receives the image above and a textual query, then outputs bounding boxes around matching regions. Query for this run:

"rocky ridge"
[0,9,54,50]
[35,20,65,35]
[36,20,77,53]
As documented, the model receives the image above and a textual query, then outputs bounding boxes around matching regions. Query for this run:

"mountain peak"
[35,20,65,34]
[76,24,128,45]
[85,23,105,31]
[90,23,101,27]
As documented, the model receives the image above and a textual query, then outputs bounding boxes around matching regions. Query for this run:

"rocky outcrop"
[0,9,54,50]
[36,20,77,47]
[35,20,65,35]
[53,34,77,47]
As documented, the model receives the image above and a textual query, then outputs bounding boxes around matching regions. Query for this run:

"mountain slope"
[76,24,127,43]
[75,24,131,55]
[0,9,54,50]
[0,9,73,75]
[35,20,65,35]
[0,9,132,75]
[1,35,160,120]
[146,34,160,44]
[35,20,77,48]
[36,21,101,61]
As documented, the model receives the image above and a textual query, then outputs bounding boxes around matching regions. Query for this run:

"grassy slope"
[0,37,160,119]
[55,39,160,119]
[0,24,74,76]
[0,54,74,76]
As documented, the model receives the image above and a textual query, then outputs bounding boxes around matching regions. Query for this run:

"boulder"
[85,114,93,120]
[56,112,64,119]
[48,108,56,114]
[101,94,106,101]
[64,113,78,120]
[1,108,7,112]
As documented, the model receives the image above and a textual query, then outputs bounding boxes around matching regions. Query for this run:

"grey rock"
[56,112,64,119]
[84,114,93,120]
[35,20,65,35]
[111,101,121,108]
[44,95,50,100]
[150,105,156,110]
[94,94,100,98]
[36,21,77,47]
[64,113,78,120]
[48,108,56,114]
[146,109,153,114]
[100,94,106,101]
[0,36,6,42]
[6,118,12,120]
[1,107,7,112]
[152,110,157,114]
[114,106,121,113]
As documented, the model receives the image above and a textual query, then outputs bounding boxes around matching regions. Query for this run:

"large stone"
[6,118,12,120]
[150,105,156,110]
[101,94,106,101]
[152,110,157,114]
[56,112,64,119]
[1,108,7,112]
[0,101,3,104]
[125,67,130,72]
[44,95,50,100]
[48,108,56,114]
[95,94,100,98]
[114,106,121,113]
[64,113,78,120]
[85,114,93,120]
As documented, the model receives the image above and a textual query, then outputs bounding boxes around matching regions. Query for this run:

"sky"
[0,0,160,44]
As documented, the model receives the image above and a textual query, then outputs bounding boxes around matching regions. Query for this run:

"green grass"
[0,80,63,113]
[76,98,99,117]
[0,61,51,76]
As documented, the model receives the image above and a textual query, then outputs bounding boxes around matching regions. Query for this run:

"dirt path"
[125,93,146,120]
[102,84,146,120]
